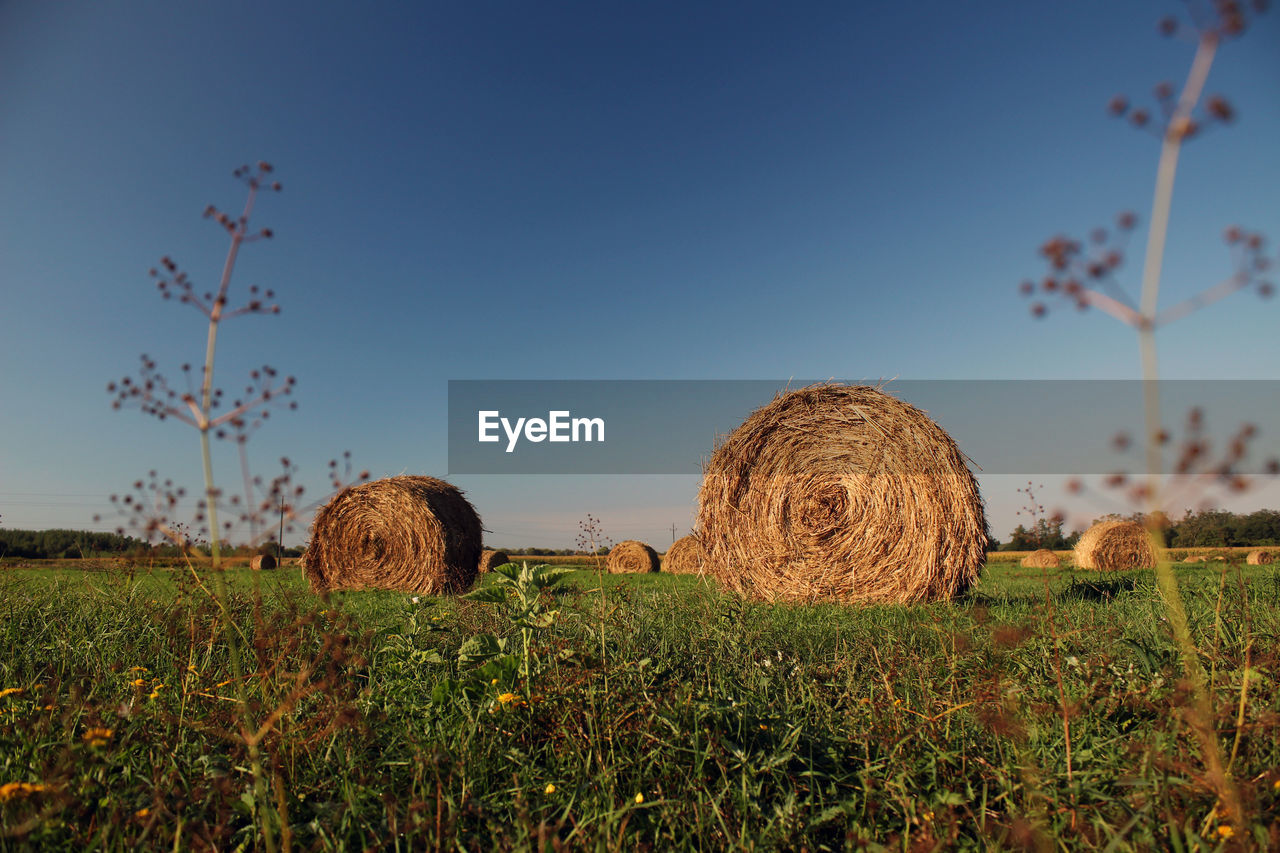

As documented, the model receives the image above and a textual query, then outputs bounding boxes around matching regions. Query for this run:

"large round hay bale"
[663,536,707,575]
[696,384,988,604]
[301,475,482,594]
[250,553,278,571]
[607,540,659,574]
[1020,549,1060,569]
[1073,521,1156,571]
[1247,549,1275,565]
[479,549,511,572]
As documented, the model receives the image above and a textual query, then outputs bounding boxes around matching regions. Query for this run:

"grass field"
[2,559,1279,850]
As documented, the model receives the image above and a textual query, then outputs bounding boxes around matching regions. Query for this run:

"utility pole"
[671,523,677,544]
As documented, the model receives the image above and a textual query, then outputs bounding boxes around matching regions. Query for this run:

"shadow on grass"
[1057,575,1142,603]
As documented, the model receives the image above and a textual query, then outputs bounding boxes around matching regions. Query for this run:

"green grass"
[2,560,1279,850]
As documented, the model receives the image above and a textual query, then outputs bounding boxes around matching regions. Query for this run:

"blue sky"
[1,1,1277,548]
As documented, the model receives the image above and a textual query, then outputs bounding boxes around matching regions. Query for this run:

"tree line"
[1000,508,1280,551]
[0,528,302,559]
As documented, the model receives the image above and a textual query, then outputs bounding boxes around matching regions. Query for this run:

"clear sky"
[2,1,1277,548]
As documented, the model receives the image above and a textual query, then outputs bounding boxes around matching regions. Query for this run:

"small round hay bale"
[1247,549,1275,565]
[250,553,278,571]
[301,475,482,594]
[479,549,511,572]
[1073,521,1156,571]
[1183,555,1208,564]
[1020,549,1061,569]
[663,536,707,575]
[607,540,659,574]
[696,384,988,604]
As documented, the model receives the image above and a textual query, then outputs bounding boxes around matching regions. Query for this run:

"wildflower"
[131,678,147,687]
[0,782,49,802]
[1217,825,1234,839]
[497,693,516,705]
[129,666,148,673]
[411,596,420,604]
[148,684,166,700]
[491,678,499,685]
[1273,779,1280,792]
[0,688,23,700]
[634,793,644,805]
[544,783,556,795]
[83,727,114,747]
[135,807,150,818]
[186,664,198,674]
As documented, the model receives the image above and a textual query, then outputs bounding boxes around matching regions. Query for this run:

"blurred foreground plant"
[1017,2,1273,837]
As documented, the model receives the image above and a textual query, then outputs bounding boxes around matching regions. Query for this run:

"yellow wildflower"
[544,784,556,795]
[759,724,768,731]
[129,666,148,673]
[634,793,644,805]
[491,678,499,685]
[148,684,166,700]
[1217,825,1234,839]
[83,727,114,747]
[131,678,147,687]
[186,664,198,674]
[0,688,24,700]
[135,807,150,818]
[1274,779,1280,792]
[0,782,49,802]
[497,692,516,705]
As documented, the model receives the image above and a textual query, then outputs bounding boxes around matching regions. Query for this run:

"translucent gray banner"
[447,380,1280,475]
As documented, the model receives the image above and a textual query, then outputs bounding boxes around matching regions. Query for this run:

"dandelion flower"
[131,678,147,687]
[82,727,114,747]
[0,688,23,700]
[1217,825,1235,839]
[634,793,644,805]
[148,684,165,700]
[135,807,150,818]
[497,692,516,704]
[544,783,556,795]
[129,666,149,673]
[0,782,49,802]
[491,678,499,685]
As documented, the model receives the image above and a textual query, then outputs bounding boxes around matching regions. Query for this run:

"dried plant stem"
[1133,29,1241,833]
[199,181,261,568]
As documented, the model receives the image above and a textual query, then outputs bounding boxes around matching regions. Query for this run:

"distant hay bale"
[250,553,277,571]
[479,549,511,572]
[1020,549,1061,569]
[607,540,660,574]
[1184,555,1209,564]
[301,475,482,594]
[1073,521,1156,571]
[663,536,707,575]
[1247,549,1275,565]
[695,383,988,604]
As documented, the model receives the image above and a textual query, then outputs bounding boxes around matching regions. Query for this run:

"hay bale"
[479,549,511,572]
[1247,549,1275,565]
[695,383,988,604]
[663,536,707,575]
[1183,555,1209,564]
[250,553,278,571]
[1073,521,1156,571]
[607,540,660,574]
[301,475,482,594]
[1020,549,1061,569]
